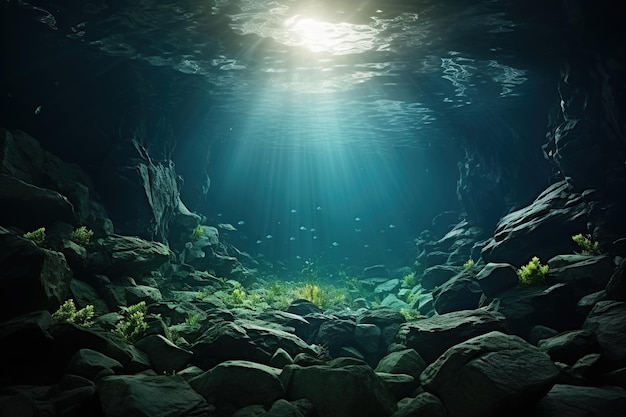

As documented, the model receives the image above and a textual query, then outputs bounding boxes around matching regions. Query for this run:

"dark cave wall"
[456,0,626,241]
[0,2,213,241]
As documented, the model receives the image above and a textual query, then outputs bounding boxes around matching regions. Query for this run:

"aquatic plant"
[400,308,424,321]
[463,258,475,269]
[517,256,549,287]
[191,225,204,240]
[52,299,94,326]
[115,301,148,343]
[23,227,46,246]
[231,283,247,304]
[70,225,94,246]
[572,233,601,256]
[401,271,417,288]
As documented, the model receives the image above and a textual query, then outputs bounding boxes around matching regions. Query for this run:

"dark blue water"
[6,0,560,272]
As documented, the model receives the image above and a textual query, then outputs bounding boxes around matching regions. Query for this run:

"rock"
[528,325,559,345]
[189,360,284,410]
[396,305,506,364]
[66,348,124,381]
[475,262,519,297]
[547,254,614,300]
[481,180,588,266]
[421,265,462,290]
[376,373,415,401]
[281,359,397,417]
[97,140,180,242]
[363,265,390,279]
[270,347,294,369]
[421,331,559,417]
[375,279,401,294]
[380,294,410,310]
[354,324,382,353]
[533,384,626,417]
[357,308,406,328]
[582,300,626,367]
[0,229,73,321]
[98,374,211,417]
[606,257,626,301]
[126,284,163,305]
[314,319,356,357]
[135,334,193,374]
[432,272,483,314]
[87,234,173,277]
[538,330,598,365]
[490,283,584,338]
[190,320,316,370]
[0,174,76,228]
[391,392,446,417]
[375,348,427,381]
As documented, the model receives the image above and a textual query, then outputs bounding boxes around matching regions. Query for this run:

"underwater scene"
[1,0,626,416]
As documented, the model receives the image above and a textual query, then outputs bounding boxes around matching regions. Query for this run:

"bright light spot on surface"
[281,15,377,54]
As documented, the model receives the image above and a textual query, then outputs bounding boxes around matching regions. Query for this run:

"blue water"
[7,0,559,273]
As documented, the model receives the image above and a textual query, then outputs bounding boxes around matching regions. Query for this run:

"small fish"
[296,255,301,259]
[266,234,273,239]
[331,241,339,247]
[290,209,297,213]
[354,228,362,232]
[316,206,322,211]
[389,224,396,229]
[256,240,263,244]
[313,236,318,240]
[237,220,245,225]
[310,228,316,232]
[364,244,370,248]
[354,217,361,221]
[34,105,42,115]
[289,236,296,241]
[299,226,307,231]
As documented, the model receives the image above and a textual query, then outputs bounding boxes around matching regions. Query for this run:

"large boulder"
[0,228,73,320]
[396,305,506,364]
[189,360,284,411]
[533,384,626,417]
[98,374,210,417]
[582,300,626,367]
[481,180,588,266]
[87,234,173,277]
[281,359,397,417]
[421,331,559,417]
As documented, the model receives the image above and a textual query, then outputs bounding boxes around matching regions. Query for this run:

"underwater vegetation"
[517,256,549,287]
[572,233,601,255]
[23,227,46,246]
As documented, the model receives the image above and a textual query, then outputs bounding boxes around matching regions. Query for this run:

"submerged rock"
[421,331,559,417]
[281,358,397,417]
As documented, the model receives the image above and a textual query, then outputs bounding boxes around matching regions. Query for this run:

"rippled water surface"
[26,0,558,152]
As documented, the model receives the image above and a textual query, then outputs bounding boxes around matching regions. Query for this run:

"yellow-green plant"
[52,299,94,326]
[572,233,601,256]
[191,225,204,240]
[185,312,202,326]
[463,258,475,269]
[401,272,417,288]
[294,282,324,306]
[115,301,148,343]
[23,227,46,246]
[400,308,424,321]
[231,283,247,304]
[70,226,94,246]
[517,256,549,287]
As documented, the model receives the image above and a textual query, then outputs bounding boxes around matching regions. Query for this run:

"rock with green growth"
[70,225,94,246]
[23,227,46,246]
[517,256,549,287]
